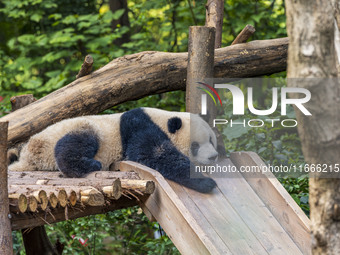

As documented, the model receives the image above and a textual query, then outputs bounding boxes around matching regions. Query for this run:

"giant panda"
[9,108,218,193]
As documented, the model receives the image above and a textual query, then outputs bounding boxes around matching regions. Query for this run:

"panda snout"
[208,155,218,162]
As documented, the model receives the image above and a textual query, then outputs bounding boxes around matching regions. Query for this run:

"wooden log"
[101,178,122,199]
[27,195,38,212]
[10,94,36,112]
[9,194,28,213]
[32,190,48,210]
[9,173,134,188]
[80,188,104,206]
[0,121,13,255]
[231,24,256,45]
[76,55,93,79]
[48,192,58,208]
[9,170,140,181]
[68,190,77,206]
[121,179,155,194]
[1,37,289,146]
[57,189,68,207]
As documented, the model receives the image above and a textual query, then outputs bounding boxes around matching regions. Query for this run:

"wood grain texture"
[1,37,289,146]
[119,161,214,255]
[230,151,311,255]
[119,159,307,255]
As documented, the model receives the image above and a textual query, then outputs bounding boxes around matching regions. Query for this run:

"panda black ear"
[168,117,182,134]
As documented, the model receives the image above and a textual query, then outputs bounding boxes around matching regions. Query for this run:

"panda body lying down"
[9,108,218,193]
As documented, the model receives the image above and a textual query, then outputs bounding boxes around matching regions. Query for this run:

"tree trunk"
[0,122,13,255]
[0,38,289,146]
[286,1,340,254]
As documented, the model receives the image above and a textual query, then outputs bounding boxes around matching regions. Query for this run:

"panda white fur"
[9,108,218,193]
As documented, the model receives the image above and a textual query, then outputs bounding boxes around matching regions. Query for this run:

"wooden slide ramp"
[119,152,311,255]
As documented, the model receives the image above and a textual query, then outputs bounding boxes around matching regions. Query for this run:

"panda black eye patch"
[167,117,182,134]
[191,142,200,156]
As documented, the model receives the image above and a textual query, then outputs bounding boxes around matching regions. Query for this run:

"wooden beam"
[0,121,13,255]
[1,37,289,146]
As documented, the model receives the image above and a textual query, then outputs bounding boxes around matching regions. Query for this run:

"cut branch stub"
[76,55,94,79]
[231,24,256,45]
[10,94,36,112]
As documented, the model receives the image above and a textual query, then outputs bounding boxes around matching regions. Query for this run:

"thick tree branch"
[1,38,288,146]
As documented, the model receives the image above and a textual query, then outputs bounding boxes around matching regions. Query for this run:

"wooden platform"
[119,152,311,255]
[8,151,311,254]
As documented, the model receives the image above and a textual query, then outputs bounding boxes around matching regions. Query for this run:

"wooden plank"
[183,185,269,255]
[119,161,216,255]
[168,182,232,254]
[230,152,311,255]
[214,159,303,254]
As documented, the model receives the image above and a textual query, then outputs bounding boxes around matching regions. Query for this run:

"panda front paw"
[179,177,217,193]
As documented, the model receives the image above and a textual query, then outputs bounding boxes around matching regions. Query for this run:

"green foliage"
[13,207,180,255]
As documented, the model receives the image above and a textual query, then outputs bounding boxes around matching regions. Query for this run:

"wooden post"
[186,26,215,116]
[0,121,13,255]
[205,0,224,48]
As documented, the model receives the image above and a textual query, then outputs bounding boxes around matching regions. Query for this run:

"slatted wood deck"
[119,152,311,255]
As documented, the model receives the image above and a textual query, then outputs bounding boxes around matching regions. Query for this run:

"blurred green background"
[0,1,308,254]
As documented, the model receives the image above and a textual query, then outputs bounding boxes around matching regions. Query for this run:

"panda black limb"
[55,131,102,178]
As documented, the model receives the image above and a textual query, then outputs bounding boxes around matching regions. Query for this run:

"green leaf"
[30,13,42,22]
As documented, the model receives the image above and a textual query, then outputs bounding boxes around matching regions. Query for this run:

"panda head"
[167,114,218,164]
